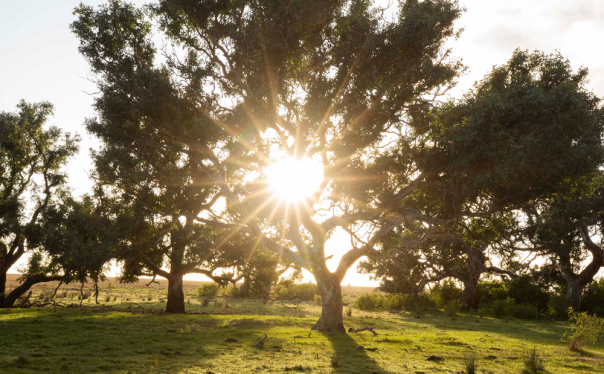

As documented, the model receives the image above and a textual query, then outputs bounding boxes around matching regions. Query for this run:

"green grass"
[1,283,604,373]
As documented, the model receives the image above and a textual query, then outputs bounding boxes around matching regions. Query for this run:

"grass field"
[1,275,604,373]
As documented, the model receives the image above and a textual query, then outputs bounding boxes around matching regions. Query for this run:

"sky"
[2,0,604,286]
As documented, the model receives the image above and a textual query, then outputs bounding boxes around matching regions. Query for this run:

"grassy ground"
[1,276,603,373]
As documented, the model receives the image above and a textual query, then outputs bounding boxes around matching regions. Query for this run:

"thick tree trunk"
[312,274,345,333]
[566,278,584,310]
[165,274,185,313]
[460,277,479,310]
[239,275,250,298]
[0,271,7,307]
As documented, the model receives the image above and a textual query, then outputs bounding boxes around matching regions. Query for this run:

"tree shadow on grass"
[324,331,392,374]
[412,312,575,347]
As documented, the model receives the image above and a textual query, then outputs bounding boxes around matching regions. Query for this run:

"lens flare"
[266,157,324,201]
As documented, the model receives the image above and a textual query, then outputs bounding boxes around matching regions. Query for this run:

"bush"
[275,282,317,301]
[384,294,406,310]
[564,308,604,351]
[581,279,604,317]
[313,294,322,306]
[201,298,210,307]
[354,293,384,310]
[196,283,220,298]
[223,285,240,298]
[430,279,462,308]
[445,300,460,317]
[475,278,508,306]
[511,304,541,320]
[489,298,513,318]
[346,306,352,316]
[547,293,568,319]
[508,276,549,312]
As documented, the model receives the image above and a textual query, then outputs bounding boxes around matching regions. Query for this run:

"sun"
[266,157,324,202]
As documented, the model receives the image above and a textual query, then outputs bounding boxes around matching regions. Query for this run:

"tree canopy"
[0,101,79,308]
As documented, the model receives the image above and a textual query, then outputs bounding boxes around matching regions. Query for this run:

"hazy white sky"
[2,0,604,285]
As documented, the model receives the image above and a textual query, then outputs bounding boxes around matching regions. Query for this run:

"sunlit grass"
[2,277,604,373]
[2,285,604,373]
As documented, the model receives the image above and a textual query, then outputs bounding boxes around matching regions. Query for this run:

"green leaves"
[427,49,604,206]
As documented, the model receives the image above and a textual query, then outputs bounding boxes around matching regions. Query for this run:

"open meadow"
[1,275,603,374]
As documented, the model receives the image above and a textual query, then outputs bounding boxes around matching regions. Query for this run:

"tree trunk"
[239,275,250,298]
[0,274,71,308]
[165,274,185,313]
[312,273,345,333]
[0,271,7,307]
[566,277,584,310]
[460,277,479,310]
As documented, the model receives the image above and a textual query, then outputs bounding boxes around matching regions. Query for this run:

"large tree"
[0,101,79,308]
[361,217,519,310]
[512,174,604,310]
[421,49,604,310]
[73,0,466,331]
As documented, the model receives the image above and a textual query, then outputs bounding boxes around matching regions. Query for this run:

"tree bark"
[165,273,185,313]
[558,228,604,310]
[0,271,7,306]
[238,275,250,298]
[0,274,71,308]
[460,277,479,310]
[566,277,584,310]
[312,273,345,333]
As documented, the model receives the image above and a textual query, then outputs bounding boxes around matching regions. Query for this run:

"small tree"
[565,307,604,351]
[0,101,79,308]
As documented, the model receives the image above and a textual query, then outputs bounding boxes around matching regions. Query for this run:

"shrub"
[313,294,322,306]
[430,279,462,308]
[564,308,604,351]
[475,278,508,306]
[346,306,352,316]
[489,299,512,318]
[196,283,220,298]
[581,278,604,317]
[223,286,240,298]
[201,298,210,307]
[508,275,549,312]
[522,348,545,374]
[445,300,460,317]
[354,293,384,310]
[547,293,568,319]
[511,304,541,320]
[275,282,317,301]
[385,294,406,310]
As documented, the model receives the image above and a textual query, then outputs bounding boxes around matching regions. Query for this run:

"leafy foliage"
[565,308,604,351]
[0,101,79,307]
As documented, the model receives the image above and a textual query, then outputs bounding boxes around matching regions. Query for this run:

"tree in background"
[72,0,466,331]
[0,101,79,308]
[513,174,604,310]
[37,193,116,304]
[237,249,293,299]
[416,49,604,310]
[360,49,604,312]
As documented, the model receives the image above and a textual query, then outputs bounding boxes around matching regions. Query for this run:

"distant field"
[4,274,376,299]
[1,275,603,373]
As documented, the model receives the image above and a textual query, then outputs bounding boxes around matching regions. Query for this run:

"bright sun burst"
[266,157,324,202]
